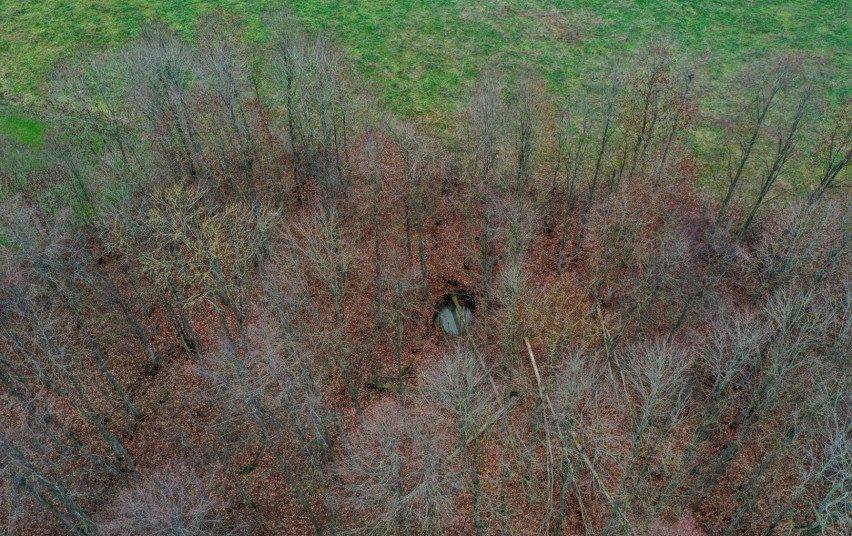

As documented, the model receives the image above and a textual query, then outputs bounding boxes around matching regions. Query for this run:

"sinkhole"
[434,290,475,336]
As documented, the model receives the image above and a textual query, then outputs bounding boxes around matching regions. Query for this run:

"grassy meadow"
[1,0,850,140]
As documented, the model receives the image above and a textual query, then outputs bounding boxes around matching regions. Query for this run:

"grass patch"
[1,0,849,130]
[0,111,45,145]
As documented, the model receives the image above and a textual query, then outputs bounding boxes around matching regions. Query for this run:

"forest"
[0,8,849,536]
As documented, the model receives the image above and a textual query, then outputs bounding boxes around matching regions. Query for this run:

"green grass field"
[1,0,850,139]
[0,110,45,146]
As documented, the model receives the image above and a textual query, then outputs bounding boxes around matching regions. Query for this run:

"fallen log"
[366,356,415,391]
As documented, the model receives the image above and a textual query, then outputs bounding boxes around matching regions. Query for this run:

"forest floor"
[6,128,773,535]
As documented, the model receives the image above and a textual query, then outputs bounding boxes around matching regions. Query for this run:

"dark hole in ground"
[434,289,475,336]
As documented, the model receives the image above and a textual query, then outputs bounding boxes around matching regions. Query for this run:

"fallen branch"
[594,298,630,405]
[525,338,555,534]
[467,391,521,448]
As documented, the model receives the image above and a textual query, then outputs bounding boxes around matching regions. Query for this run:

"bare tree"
[0,428,95,536]
[0,205,142,455]
[806,105,851,207]
[622,43,673,185]
[418,347,500,535]
[193,15,260,195]
[739,75,816,234]
[747,106,852,297]
[47,50,143,183]
[366,134,386,329]
[678,289,827,513]
[287,204,353,324]
[555,107,591,273]
[203,334,326,535]
[0,269,136,475]
[719,379,843,536]
[509,73,544,195]
[769,399,851,536]
[3,17,850,536]
[109,182,273,352]
[377,247,421,406]
[396,126,433,295]
[284,204,363,420]
[254,322,340,532]
[124,26,203,183]
[546,348,608,536]
[603,338,692,535]
[99,460,246,536]
[103,192,200,357]
[465,72,507,321]
[272,20,354,213]
[338,398,461,535]
[575,78,619,256]
[715,54,802,225]
[653,64,696,185]
[748,197,850,301]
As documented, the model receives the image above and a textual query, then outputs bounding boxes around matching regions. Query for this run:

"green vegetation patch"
[1,0,849,130]
[0,111,45,146]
